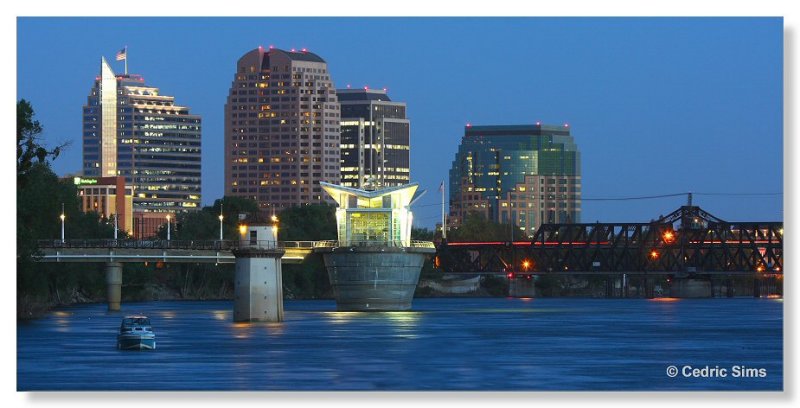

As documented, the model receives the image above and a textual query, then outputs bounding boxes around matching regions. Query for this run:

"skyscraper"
[448,123,581,236]
[82,57,202,234]
[224,47,340,211]
[338,88,410,188]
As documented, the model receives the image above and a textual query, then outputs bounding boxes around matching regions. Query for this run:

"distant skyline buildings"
[338,88,411,189]
[224,46,341,212]
[18,18,781,227]
[81,57,202,214]
[449,123,581,236]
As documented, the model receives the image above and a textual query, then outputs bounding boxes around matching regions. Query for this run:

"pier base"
[319,246,433,311]
[105,262,122,312]
[509,277,538,298]
[232,248,285,322]
[670,278,712,298]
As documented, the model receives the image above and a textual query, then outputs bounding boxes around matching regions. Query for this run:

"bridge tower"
[232,224,285,322]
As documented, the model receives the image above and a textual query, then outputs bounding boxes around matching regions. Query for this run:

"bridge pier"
[508,276,538,298]
[105,262,123,311]
[232,225,285,322]
[669,278,712,298]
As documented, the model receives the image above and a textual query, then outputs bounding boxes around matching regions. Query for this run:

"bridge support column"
[232,225,285,322]
[670,278,712,298]
[753,277,761,298]
[508,277,537,298]
[105,262,123,312]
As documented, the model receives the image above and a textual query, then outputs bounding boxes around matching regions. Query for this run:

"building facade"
[224,47,341,212]
[338,88,410,188]
[82,57,202,216]
[448,124,581,236]
[70,176,134,234]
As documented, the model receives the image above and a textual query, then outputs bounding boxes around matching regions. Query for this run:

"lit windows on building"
[82,57,202,217]
[448,123,581,235]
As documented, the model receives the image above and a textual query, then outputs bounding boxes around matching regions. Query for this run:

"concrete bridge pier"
[670,278,712,298]
[508,276,537,298]
[105,262,123,311]
[232,225,285,322]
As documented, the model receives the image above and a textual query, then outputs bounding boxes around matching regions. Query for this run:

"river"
[17,297,782,391]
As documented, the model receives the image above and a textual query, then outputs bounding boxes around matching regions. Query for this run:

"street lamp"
[166,214,171,241]
[218,214,224,241]
[59,203,65,243]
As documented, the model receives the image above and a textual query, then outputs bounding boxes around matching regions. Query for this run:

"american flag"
[116,47,127,61]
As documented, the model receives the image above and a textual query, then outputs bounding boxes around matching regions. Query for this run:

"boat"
[117,315,156,350]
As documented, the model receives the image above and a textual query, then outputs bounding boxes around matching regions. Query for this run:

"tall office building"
[338,88,410,188]
[224,47,340,211]
[82,57,202,223]
[448,123,581,236]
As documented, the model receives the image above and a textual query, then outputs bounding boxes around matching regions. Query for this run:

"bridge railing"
[36,239,319,251]
[313,240,435,249]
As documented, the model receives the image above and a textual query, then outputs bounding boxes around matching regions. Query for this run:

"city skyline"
[16,17,783,228]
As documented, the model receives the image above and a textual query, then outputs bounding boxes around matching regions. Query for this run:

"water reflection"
[211,310,228,321]
[17,298,783,391]
[384,311,420,339]
[324,311,366,324]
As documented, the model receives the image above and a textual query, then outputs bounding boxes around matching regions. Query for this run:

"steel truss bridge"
[436,206,782,278]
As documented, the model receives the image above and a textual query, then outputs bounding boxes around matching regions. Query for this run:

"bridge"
[436,206,782,297]
[36,239,317,264]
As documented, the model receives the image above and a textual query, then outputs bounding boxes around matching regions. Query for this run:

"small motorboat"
[117,315,156,350]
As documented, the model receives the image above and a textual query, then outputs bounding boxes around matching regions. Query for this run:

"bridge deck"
[36,240,316,264]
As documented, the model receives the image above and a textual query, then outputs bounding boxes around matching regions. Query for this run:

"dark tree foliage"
[17,99,67,187]
[276,204,336,241]
[411,227,434,241]
[447,211,516,242]
[276,204,337,298]
[17,163,117,318]
[156,196,261,241]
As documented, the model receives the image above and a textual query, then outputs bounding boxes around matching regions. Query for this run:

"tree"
[411,227,434,241]
[17,99,67,186]
[277,204,336,241]
[447,211,515,242]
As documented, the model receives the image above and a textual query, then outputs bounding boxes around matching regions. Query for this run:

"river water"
[17,297,782,391]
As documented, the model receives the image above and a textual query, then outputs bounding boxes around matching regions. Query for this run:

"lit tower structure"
[224,46,340,213]
[82,56,202,237]
[314,180,435,311]
[338,88,410,188]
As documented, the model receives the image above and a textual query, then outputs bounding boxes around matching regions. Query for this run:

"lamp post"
[218,214,224,241]
[59,203,65,243]
[166,214,171,241]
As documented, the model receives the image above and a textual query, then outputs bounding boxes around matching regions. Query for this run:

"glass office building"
[82,57,202,217]
[448,124,581,236]
[224,47,340,212]
[338,88,410,188]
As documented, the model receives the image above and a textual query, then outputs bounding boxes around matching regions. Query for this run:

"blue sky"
[16,17,783,228]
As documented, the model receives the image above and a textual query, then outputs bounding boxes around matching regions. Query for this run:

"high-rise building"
[448,123,581,236]
[82,57,202,220]
[338,88,410,188]
[224,47,340,212]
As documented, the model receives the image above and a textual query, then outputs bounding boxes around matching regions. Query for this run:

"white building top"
[319,182,425,247]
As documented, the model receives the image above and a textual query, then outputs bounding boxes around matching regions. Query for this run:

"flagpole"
[441,181,446,240]
[124,46,128,75]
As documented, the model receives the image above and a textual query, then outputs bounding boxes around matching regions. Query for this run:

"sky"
[16,17,783,228]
